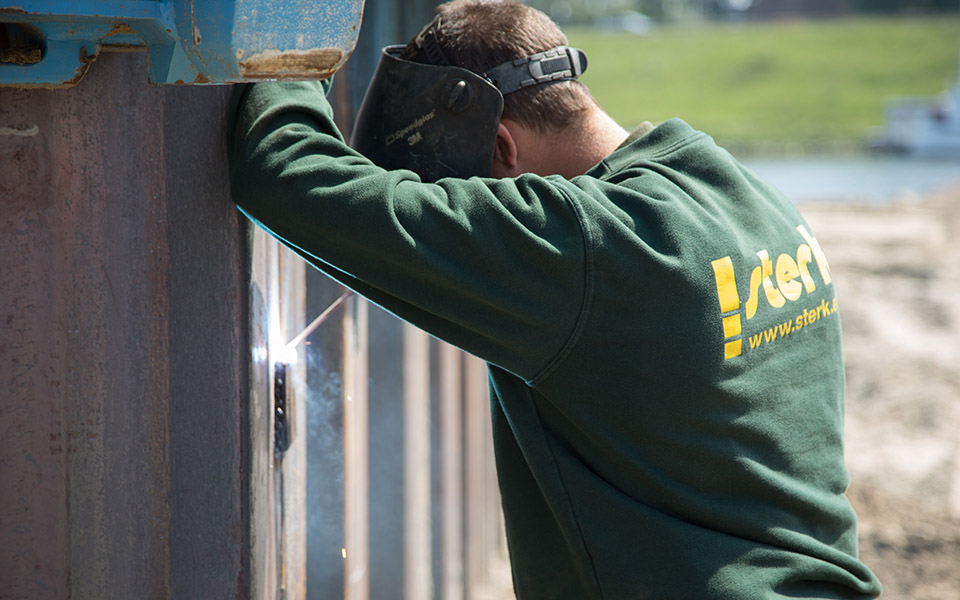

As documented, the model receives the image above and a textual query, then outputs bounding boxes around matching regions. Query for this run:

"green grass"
[566,17,960,151]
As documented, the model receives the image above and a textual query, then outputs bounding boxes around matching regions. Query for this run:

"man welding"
[228,1,881,597]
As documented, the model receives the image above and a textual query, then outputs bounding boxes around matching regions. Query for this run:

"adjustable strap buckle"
[484,46,588,95]
[414,15,451,66]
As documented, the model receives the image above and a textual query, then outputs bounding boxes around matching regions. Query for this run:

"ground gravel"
[802,184,960,599]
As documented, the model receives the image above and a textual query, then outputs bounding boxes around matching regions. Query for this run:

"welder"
[228,1,881,597]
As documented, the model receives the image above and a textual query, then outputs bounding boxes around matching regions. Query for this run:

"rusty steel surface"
[0,51,249,598]
[237,48,345,80]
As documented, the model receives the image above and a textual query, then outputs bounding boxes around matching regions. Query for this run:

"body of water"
[743,155,960,204]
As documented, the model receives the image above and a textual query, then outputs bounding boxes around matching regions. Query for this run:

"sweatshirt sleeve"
[228,81,591,382]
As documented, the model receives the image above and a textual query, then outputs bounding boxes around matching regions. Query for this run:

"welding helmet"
[350,17,588,182]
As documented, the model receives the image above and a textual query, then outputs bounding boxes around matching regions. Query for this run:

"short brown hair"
[400,0,597,133]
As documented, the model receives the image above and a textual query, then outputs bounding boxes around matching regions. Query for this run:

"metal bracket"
[273,362,294,457]
[0,0,364,88]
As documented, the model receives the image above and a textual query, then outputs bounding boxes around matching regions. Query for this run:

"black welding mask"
[350,17,588,182]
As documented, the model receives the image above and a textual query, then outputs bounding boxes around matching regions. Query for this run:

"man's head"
[399,0,597,135]
[351,0,625,180]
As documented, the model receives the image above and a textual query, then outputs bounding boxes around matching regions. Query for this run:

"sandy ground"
[801,184,960,599]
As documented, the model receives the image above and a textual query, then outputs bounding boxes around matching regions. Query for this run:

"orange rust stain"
[105,23,137,36]
[79,46,97,64]
[238,48,344,80]
[101,44,147,53]
[170,72,211,85]
[101,23,146,53]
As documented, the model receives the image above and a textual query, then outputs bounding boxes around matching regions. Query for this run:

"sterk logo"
[711,225,834,360]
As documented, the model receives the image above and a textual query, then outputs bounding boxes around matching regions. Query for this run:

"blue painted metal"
[0,0,364,87]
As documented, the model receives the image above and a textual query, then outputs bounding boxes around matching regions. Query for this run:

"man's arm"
[228,81,591,382]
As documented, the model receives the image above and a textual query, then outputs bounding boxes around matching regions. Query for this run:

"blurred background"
[2,0,958,598]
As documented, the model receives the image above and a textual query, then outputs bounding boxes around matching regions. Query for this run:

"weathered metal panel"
[160,80,249,599]
[0,50,250,598]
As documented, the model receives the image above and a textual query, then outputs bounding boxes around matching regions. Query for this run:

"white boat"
[872,48,960,159]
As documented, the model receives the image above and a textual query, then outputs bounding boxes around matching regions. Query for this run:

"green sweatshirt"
[229,81,881,599]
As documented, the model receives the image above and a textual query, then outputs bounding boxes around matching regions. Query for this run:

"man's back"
[480,119,880,598]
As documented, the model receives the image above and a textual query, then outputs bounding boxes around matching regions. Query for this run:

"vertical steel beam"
[438,343,465,600]
[464,355,489,600]
[249,225,280,600]
[404,324,433,599]
[343,297,370,600]
[363,305,405,598]
[279,243,308,599]
[249,226,309,600]
[0,50,248,599]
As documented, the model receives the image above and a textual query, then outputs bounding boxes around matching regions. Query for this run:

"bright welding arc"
[281,290,354,354]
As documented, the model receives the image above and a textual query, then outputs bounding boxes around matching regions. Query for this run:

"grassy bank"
[567,17,960,152]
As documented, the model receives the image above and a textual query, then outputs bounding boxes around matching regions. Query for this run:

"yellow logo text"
[711,225,832,359]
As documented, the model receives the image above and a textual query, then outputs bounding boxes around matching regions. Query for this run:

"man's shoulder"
[587,118,714,179]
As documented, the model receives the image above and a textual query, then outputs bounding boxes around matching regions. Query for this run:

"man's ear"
[491,122,519,178]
